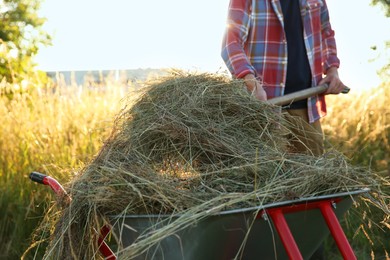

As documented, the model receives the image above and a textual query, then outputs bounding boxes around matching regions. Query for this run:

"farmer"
[221,0,346,157]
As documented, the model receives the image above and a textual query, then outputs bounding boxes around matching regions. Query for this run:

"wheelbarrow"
[29,84,355,259]
[30,172,368,260]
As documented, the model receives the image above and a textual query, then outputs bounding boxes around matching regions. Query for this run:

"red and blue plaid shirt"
[221,0,340,122]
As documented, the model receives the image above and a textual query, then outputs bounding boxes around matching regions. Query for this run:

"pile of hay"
[33,72,389,259]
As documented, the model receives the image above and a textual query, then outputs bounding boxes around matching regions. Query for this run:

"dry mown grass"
[24,72,388,259]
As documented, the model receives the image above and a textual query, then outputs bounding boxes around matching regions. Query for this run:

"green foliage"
[0,0,51,83]
[372,0,390,16]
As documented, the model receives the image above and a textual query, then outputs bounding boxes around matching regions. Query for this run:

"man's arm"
[221,0,256,79]
[320,0,340,74]
[243,74,267,101]
[221,0,267,101]
[319,1,345,94]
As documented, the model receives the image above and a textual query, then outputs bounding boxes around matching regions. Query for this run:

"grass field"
[0,76,388,259]
[0,82,127,259]
[322,81,390,259]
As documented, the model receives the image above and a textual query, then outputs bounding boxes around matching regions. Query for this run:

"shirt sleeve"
[320,0,340,74]
[221,0,256,78]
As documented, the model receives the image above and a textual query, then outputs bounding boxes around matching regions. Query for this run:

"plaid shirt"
[221,0,340,122]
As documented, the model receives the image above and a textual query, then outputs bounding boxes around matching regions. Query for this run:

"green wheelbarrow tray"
[111,188,369,259]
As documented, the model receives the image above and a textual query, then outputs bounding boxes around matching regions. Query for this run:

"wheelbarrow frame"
[255,190,364,259]
[28,84,353,258]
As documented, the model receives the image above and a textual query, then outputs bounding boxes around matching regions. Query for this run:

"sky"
[35,0,389,91]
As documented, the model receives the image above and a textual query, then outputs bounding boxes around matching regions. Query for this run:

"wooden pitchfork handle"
[268,84,350,106]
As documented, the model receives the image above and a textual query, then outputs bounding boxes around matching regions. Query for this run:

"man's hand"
[243,74,267,101]
[319,67,346,94]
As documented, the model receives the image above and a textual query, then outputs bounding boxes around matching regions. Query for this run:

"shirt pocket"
[301,0,323,16]
[306,0,323,10]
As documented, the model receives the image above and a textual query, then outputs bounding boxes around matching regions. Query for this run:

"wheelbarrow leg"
[318,202,357,260]
[98,225,116,260]
[269,209,303,260]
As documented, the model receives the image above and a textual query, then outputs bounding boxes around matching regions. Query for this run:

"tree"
[0,0,50,83]
[372,0,390,16]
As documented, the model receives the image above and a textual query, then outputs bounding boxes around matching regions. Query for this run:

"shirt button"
[280,82,285,87]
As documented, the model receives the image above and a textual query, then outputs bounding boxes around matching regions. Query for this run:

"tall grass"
[322,81,390,259]
[323,82,389,174]
[0,76,388,259]
[0,83,128,259]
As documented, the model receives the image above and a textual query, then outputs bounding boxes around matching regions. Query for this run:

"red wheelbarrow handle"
[29,172,117,260]
[30,172,68,197]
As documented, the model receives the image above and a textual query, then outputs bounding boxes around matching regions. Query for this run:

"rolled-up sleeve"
[320,0,340,73]
[221,0,256,78]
